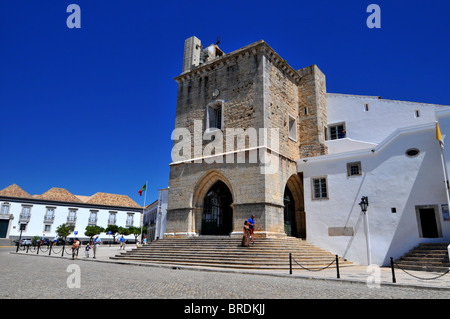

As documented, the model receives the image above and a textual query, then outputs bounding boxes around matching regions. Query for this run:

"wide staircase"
[395,243,450,272]
[110,236,352,270]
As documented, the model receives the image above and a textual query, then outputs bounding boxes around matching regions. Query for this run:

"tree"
[118,227,130,236]
[128,226,148,242]
[56,223,75,243]
[85,225,104,242]
[105,224,119,243]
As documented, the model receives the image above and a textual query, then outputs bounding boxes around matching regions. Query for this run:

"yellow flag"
[436,122,444,146]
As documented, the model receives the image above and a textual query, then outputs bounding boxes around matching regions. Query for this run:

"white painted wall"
[327,93,440,144]
[156,188,168,240]
[1,201,139,242]
[298,95,450,266]
[143,188,168,241]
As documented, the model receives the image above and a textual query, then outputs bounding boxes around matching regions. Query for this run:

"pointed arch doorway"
[284,173,306,239]
[283,187,297,237]
[201,180,233,235]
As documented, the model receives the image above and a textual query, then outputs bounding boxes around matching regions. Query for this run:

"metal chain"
[292,256,336,272]
[51,246,62,254]
[394,261,450,280]
[39,245,48,253]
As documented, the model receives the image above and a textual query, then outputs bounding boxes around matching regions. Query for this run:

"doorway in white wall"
[415,205,442,238]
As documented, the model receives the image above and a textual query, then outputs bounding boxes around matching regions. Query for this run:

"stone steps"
[111,236,353,270]
[395,243,450,273]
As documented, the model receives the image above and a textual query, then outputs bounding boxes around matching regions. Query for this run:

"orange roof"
[0,184,32,199]
[87,192,141,208]
[0,184,141,209]
[36,187,83,203]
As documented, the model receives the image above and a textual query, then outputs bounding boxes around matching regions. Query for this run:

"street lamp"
[359,196,369,213]
[359,196,371,265]
[16,223,26,252]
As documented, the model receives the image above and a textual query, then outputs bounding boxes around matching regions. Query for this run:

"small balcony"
[19,214,31,223]
[88,217,98,225]
[125,219,134,227]
[43,215,55,223]
[66,216,77,225]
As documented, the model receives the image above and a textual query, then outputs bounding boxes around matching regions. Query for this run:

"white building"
[0,184,142,243]
[299,93,450,265]
[143,187,168,241]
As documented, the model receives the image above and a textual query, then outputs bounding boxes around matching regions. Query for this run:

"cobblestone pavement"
[1,247,450,300]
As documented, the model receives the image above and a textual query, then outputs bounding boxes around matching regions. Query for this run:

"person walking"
[93,236,101,259]
[85,243,91,258]
[71,238,80,260]
[248,215,255,243]
[120,236,125,250]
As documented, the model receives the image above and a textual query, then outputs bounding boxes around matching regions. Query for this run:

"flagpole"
[436,122,450,241]
[439,145,450,208]
[140,181,147,245]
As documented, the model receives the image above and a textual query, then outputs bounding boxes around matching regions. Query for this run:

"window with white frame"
[44,207,55,223]
[20,205,32,222]
[312,177,328,199]
[108,211,117,225]
[88,210,98,225]
[206,100,223,131]
[44,224,51,233]
[328,123,346,140]
[288,114,297,141]
[1,203,10,215]
[126,213,134,227]
[67,209,77,225]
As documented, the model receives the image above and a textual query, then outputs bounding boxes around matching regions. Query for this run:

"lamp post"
[359,196,371,265]
[16,223,26,252]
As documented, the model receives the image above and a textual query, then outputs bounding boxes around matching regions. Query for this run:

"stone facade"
[166,38,327,238]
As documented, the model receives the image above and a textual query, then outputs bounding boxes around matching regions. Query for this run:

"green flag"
[138,182,147,196]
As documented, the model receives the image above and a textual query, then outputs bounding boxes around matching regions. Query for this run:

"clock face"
[212,89,220,98]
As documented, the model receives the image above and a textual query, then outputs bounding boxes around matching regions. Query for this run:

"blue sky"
[0,0,449,205]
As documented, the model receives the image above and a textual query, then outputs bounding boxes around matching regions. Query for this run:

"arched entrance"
[284,173,306,239]
[283,187,297,237]
[201,181,233,235]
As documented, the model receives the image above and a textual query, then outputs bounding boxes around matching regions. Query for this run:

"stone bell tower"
[165,36,327,239]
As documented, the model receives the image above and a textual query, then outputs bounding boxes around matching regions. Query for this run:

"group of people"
[71,236,101,260]
[120,235,147,249]
[241,215,255,247]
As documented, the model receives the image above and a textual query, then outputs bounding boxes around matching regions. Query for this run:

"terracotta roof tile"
[0,184,142,209]
[75,195,91,203]
[0,184,32,199]
[87,192,141,208]
[37,187,83,203]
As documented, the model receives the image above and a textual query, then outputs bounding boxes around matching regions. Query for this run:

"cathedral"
[165,36,450,266]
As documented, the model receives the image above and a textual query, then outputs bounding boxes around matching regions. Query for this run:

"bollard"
[61,244,65,257]
[390,257,396,283]
[335,255,340,279]
[37,242,40,255]
[26,245,29,253]
[49,245,52,256]
[16,242,19,253]
[289,253,292,275]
